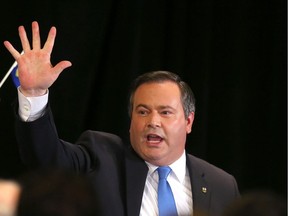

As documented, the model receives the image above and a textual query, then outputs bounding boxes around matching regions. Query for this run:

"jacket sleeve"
[15,103,92,172]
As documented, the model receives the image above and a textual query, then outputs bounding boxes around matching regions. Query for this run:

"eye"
[161,110,172,115]
[137,109,149,116]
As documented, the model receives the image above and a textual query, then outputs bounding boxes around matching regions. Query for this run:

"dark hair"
[17,168,100,216]
[222,190,287,216]
[128,71,196,119]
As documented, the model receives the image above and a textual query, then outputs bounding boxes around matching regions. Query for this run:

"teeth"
[147,134,162,142]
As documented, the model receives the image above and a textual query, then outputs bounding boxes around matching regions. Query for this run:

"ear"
[186,112,195,134]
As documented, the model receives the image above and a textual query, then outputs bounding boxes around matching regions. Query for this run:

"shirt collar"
[145,151,187,183]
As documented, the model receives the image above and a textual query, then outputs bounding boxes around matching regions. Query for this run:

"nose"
[147,112,161,128]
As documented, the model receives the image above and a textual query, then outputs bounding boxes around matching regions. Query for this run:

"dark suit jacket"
[15,105,240,216]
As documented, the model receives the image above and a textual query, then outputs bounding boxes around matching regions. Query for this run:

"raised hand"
[4,21,72,97]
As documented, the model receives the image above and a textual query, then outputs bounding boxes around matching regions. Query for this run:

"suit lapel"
[125,147,148,216]
[124,150,211,215]
[187,154,211,215]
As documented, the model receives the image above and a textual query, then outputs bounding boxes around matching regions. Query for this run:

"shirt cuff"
[18,87,49,122]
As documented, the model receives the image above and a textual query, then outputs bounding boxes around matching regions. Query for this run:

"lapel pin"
[201,187,207,193]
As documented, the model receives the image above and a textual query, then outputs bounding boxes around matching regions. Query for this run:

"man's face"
[129,81,194,166]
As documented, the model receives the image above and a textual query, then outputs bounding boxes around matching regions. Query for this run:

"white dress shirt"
[140,152,193,216]
[18,87,48,122]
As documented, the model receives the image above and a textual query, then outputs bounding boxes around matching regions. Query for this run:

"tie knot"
[157,166,172,180]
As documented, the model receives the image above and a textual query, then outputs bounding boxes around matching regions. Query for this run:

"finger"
[18,25,31,52]
[43,26,56,55]
[3,41,21,60]
[32,21,41,50]
[53,60,72,74]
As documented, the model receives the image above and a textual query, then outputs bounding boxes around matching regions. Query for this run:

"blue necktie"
[157,166,178,216]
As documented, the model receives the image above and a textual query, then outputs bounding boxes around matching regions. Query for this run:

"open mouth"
[146,134,163,143]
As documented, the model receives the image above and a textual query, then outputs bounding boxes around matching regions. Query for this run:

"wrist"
[19,87,47,97]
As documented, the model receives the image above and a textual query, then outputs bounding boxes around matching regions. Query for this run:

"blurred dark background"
[0,0,286,198]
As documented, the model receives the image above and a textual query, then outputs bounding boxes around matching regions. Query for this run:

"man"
[17,168,100,216]
[0,179,21,216]
[4,21,240,216]
[222,190,286,216]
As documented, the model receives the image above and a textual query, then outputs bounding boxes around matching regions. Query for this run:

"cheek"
[130,117,146,130]
[129,119,142,140]
[165,119,188,138]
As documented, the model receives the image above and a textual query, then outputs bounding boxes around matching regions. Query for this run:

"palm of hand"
[4,21,72,96]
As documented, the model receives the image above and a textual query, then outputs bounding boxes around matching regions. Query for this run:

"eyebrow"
[135,104,149,110]
[135,104,176,111]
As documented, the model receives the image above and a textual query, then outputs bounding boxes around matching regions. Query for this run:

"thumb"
[53,60,72,74]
